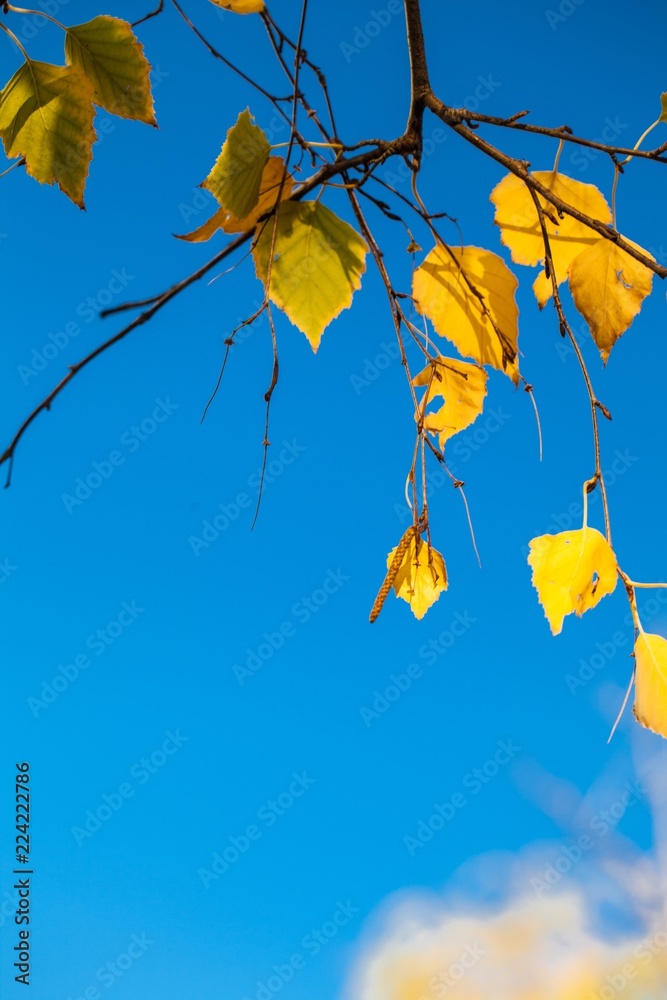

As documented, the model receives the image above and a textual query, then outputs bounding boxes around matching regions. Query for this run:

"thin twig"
[132,0,164,27]
[1,231,254,481]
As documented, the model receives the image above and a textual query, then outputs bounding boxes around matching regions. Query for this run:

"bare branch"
[1,231,254,480]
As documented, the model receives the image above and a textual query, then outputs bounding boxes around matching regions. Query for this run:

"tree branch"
[0,231,253,483]
[425,92,667,279]
[403,0,430,145]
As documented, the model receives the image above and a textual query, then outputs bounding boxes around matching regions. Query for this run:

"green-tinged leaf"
[204,108,270,220]
[65,15,155,124]
[660,92,667,124]
[176,156,292,241]
[252,201,368,351]
[0,60,95,207]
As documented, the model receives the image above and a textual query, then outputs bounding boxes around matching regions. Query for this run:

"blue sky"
[2,1,667,998]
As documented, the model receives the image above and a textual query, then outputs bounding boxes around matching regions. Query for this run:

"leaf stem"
[611,163,620,230]
[0,19,31,60]
[4,3,66,31]
[620,117,661,165]
[552,137,564,173]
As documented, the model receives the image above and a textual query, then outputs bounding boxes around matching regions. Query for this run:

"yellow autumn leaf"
[253,201,367,351]
[390,534,447,620]
[0,60,95,207]
[176,157,292,241]
[528,527,618,635]
[568,238,654,363]
[210,0,265,12]
[413,356,487,447]
[633,632,667,739]
[203,108,270,220]
[65,15,155,124]
[490,171,612,307]
[412,245,520,385]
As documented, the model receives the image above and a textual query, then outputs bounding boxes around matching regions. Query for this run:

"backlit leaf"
[634,631,667,739]
[412,245,520,385]
[660,92,667,123]
[390,534,447,620]
[568,238,653,363]
[490,171,612,307]
[0,60,95,207]
[177,157,292,241]
[204,108,270,220]
[413,356,487,447]
[65,15,155,124]
[210,0,265,12]
[253,200,367,351]
[528,528,618,635]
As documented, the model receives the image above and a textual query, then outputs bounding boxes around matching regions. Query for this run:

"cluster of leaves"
[0,11,155,205]
[178,107,368,350]
[3,0,667,740]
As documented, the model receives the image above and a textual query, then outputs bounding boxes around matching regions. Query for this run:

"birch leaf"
[412,245,520,385]
[528,528,618,635]
[490,171,612,307]
[210,0,265,11]
[253,200,367,351]
[0,60,95,207]
[390,534,447,620]
[634,632,667,739]
[177,157,292,241]
[203,108,270,220]
[413,357,487,447]
[568,238,654,363]
[65,15,155,124]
